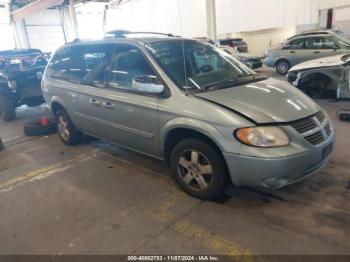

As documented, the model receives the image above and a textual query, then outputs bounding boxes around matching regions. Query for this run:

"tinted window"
[303,37,338,49]
[47,44,114,87]
[286,38,305,49]
[108,45,156,91]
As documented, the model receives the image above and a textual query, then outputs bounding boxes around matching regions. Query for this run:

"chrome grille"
[304,131,326,145]
[315,111,326,123]
[290,111,332,145]
[290,117,317,133]
[324,122,332,136]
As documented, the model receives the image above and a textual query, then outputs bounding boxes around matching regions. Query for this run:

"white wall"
[105,0,207,37]
[76,2,106,40]
[24,9,66,52]
[0,1,15,50]
[105,0,350,36]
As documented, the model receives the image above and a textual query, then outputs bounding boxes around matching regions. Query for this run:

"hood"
[289,54,348,72]
[195,78,320,124]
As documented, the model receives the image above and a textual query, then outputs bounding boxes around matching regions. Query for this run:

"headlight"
[235,126,289,147]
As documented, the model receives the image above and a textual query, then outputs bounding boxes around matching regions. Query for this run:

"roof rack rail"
[104,30,176,38]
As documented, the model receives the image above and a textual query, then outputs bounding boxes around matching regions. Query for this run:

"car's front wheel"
[170,138,227,200]
[55,109,81,145]
[275,59,290,75]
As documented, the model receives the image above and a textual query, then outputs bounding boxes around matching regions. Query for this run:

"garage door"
[26,25,65,52]
[334,7,350,36]
[25,9,66,53]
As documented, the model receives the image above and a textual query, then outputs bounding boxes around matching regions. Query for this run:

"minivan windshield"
[145,40,262,92]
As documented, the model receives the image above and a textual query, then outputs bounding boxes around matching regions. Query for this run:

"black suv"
[219,38,248,52]
[0,49,47,121]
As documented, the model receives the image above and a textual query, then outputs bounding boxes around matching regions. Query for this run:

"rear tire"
[170,138,227,200]
[275,60,290,75]
[55,109,81,145]
[0,95,16,121]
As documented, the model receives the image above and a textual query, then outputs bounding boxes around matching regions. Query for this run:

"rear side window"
[46,44,114,88]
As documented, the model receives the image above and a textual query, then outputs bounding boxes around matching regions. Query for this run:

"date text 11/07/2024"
[127,256,220,261]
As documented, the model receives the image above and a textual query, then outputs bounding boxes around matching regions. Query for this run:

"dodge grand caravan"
[42,34,335,200]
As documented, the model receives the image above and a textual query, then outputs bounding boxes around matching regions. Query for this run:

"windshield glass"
[145,40,258,92]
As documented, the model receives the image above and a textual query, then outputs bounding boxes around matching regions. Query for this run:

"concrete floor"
[0,68,349,255]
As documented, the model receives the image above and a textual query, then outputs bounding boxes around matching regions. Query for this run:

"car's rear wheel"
[170,138,227,200]
[0,95,16,121]
[276,60,290,75]
[55,109,81,145]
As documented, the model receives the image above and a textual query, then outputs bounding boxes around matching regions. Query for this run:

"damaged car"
[287,53,350,99]
[0,49,47,121]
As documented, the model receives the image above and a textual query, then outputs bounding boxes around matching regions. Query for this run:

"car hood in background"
[289,53,349,71]
[234,52,260,60]
[195,78,319,124]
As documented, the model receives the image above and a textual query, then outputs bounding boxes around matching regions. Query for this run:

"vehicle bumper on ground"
[223,133,335,189]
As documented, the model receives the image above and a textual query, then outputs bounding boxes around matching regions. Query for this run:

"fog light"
[262,177,289,188]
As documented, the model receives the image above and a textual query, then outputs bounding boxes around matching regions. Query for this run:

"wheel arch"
[160,118,226,166]
[299,71,340,98]
[275,57,290,67]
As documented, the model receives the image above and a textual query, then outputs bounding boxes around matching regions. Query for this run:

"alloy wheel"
[58,115,70,141]
[177,150,214,191]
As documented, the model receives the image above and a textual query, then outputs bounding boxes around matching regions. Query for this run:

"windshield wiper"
[202,74,261,91]
[202,77,240,91]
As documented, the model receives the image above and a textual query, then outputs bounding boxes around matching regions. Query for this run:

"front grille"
[304,131,326,145]
[290,111,332,146]
[315,111,326,123]
[290,117,317,133]
[324,122,332,136]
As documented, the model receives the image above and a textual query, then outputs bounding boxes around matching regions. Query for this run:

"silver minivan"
[265,34,350,74]
[42,35,335,199]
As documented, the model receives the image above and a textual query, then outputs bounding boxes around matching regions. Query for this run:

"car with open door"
[42,32,335,200]
[0,49,47,121]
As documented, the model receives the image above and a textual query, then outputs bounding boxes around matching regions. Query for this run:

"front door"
[86,44,162,157]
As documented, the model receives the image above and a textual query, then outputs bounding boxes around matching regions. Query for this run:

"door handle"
[89,98,101,106]
[102,101,114,109]
[313,51,320,54]
[289,50,295,53]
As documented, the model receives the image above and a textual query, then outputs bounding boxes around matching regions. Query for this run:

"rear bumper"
[223,133,335,189]
[264,57,277,67]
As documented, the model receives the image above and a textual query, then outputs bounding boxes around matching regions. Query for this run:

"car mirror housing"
[132,75,165,94]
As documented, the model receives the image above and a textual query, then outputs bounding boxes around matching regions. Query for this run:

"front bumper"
[223,132,335,189]
[245,60,262,69]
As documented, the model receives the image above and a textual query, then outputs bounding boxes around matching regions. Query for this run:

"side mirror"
[132,75,165,94]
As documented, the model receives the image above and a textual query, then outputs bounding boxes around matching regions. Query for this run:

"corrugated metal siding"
[216,0,320,34]
[106,0,206,37]
[105,0,350,36]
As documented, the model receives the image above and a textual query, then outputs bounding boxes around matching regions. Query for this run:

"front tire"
[55,109,81,145]
[275,60,290,75]
[170,138,227,200]
[0,95,16,121]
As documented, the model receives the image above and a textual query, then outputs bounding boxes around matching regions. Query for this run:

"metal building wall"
[216,0,321,35]
[105,0,207,37]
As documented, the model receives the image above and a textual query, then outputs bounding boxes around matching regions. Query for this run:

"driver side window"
[108,45,156,91]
